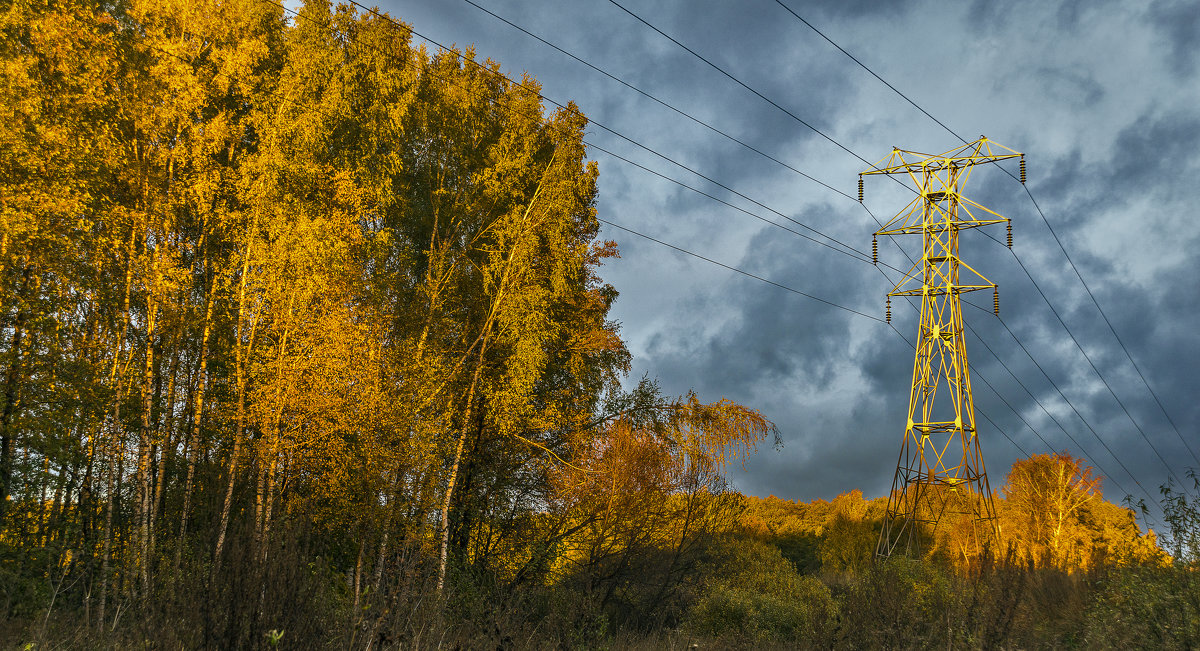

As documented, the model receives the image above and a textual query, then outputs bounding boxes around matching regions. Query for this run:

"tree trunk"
[176,256,214,573]
[136,293,157,596]
[437,346,488,593]
[215,239,258,569]
[97,228,138,632]
[0,265,32,519]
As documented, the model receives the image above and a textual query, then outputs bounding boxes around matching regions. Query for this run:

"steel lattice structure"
[862,137,1024,560]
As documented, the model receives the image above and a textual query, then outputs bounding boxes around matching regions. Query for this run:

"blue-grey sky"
[364,0,1199,527]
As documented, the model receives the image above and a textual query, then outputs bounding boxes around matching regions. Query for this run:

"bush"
[1084,566,1200,649]
[687,537,836,645]
[834,557,962,649]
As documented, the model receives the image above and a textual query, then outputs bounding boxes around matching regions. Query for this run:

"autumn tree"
[1001,452,1102,569]
[544,384,775,626]
[818,489,878,575]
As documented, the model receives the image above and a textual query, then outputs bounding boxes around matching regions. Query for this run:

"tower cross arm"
[860,136,1023,177]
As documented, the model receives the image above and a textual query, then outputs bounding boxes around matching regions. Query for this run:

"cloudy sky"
[356,0,1198,525]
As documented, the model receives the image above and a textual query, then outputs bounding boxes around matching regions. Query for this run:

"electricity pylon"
[860,137,1024,560]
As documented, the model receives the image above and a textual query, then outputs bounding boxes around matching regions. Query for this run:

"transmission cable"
[274,0,1171,516]
[957,303,1155,496]
[1006,251,1181,484]
[582,140,922,273]
[1017,187,1200,467]
[341,0,872,265]
[606,0,876,169]
[460,0,853,202]
[459,0,923,279]
[771,0,1199,471]
[965,324,1148,504]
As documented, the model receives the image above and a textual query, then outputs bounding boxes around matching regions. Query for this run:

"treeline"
[688,453,1198,649]
[1,0,774,646]
[740,452,1163,576]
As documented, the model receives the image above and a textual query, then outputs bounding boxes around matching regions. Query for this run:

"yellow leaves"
[667,393,776,474]
[997,452,1155,571]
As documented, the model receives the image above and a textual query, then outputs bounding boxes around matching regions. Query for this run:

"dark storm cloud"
[967,0,1108,33]
[1107,111,1200,198]
[655,216,868,389]
[634,202,901,499]
[1149,0,1200,79]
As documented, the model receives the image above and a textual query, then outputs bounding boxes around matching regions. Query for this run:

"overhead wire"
[264,0,890,325]
[459,0,853,202]
[470,0,1170,523]
[1017,186,1200,468]
[601,0,1184,503]
[1005,250,1182,484]
[770,0,1199,472]
[583,139,917,272]
[457,0,923,280]
[355,0,874,266]
[957,301,1154,502]
[965,324,1148,504]
[277,0,1165,521]
[593,0,1160,505]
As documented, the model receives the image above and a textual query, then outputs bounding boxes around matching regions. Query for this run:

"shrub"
[687,537,836,645]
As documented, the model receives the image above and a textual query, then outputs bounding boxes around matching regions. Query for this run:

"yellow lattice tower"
[861,137,1024,560]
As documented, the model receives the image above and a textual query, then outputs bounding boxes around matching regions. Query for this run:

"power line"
[954,303,1150,501]
[770,0,1199,472]
[278,0,1172,517]
[341,0,873,266]
[583,140,915,269]
[965,324,1148,504]
[1015,187,1200,468]
[975,407,1030,459]
[598,219,884,322]
[1005,252,1181,484]
[462,0,1169,525]
[606,0,871,168]
[458,0,926,278]
[459,0,853,202]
